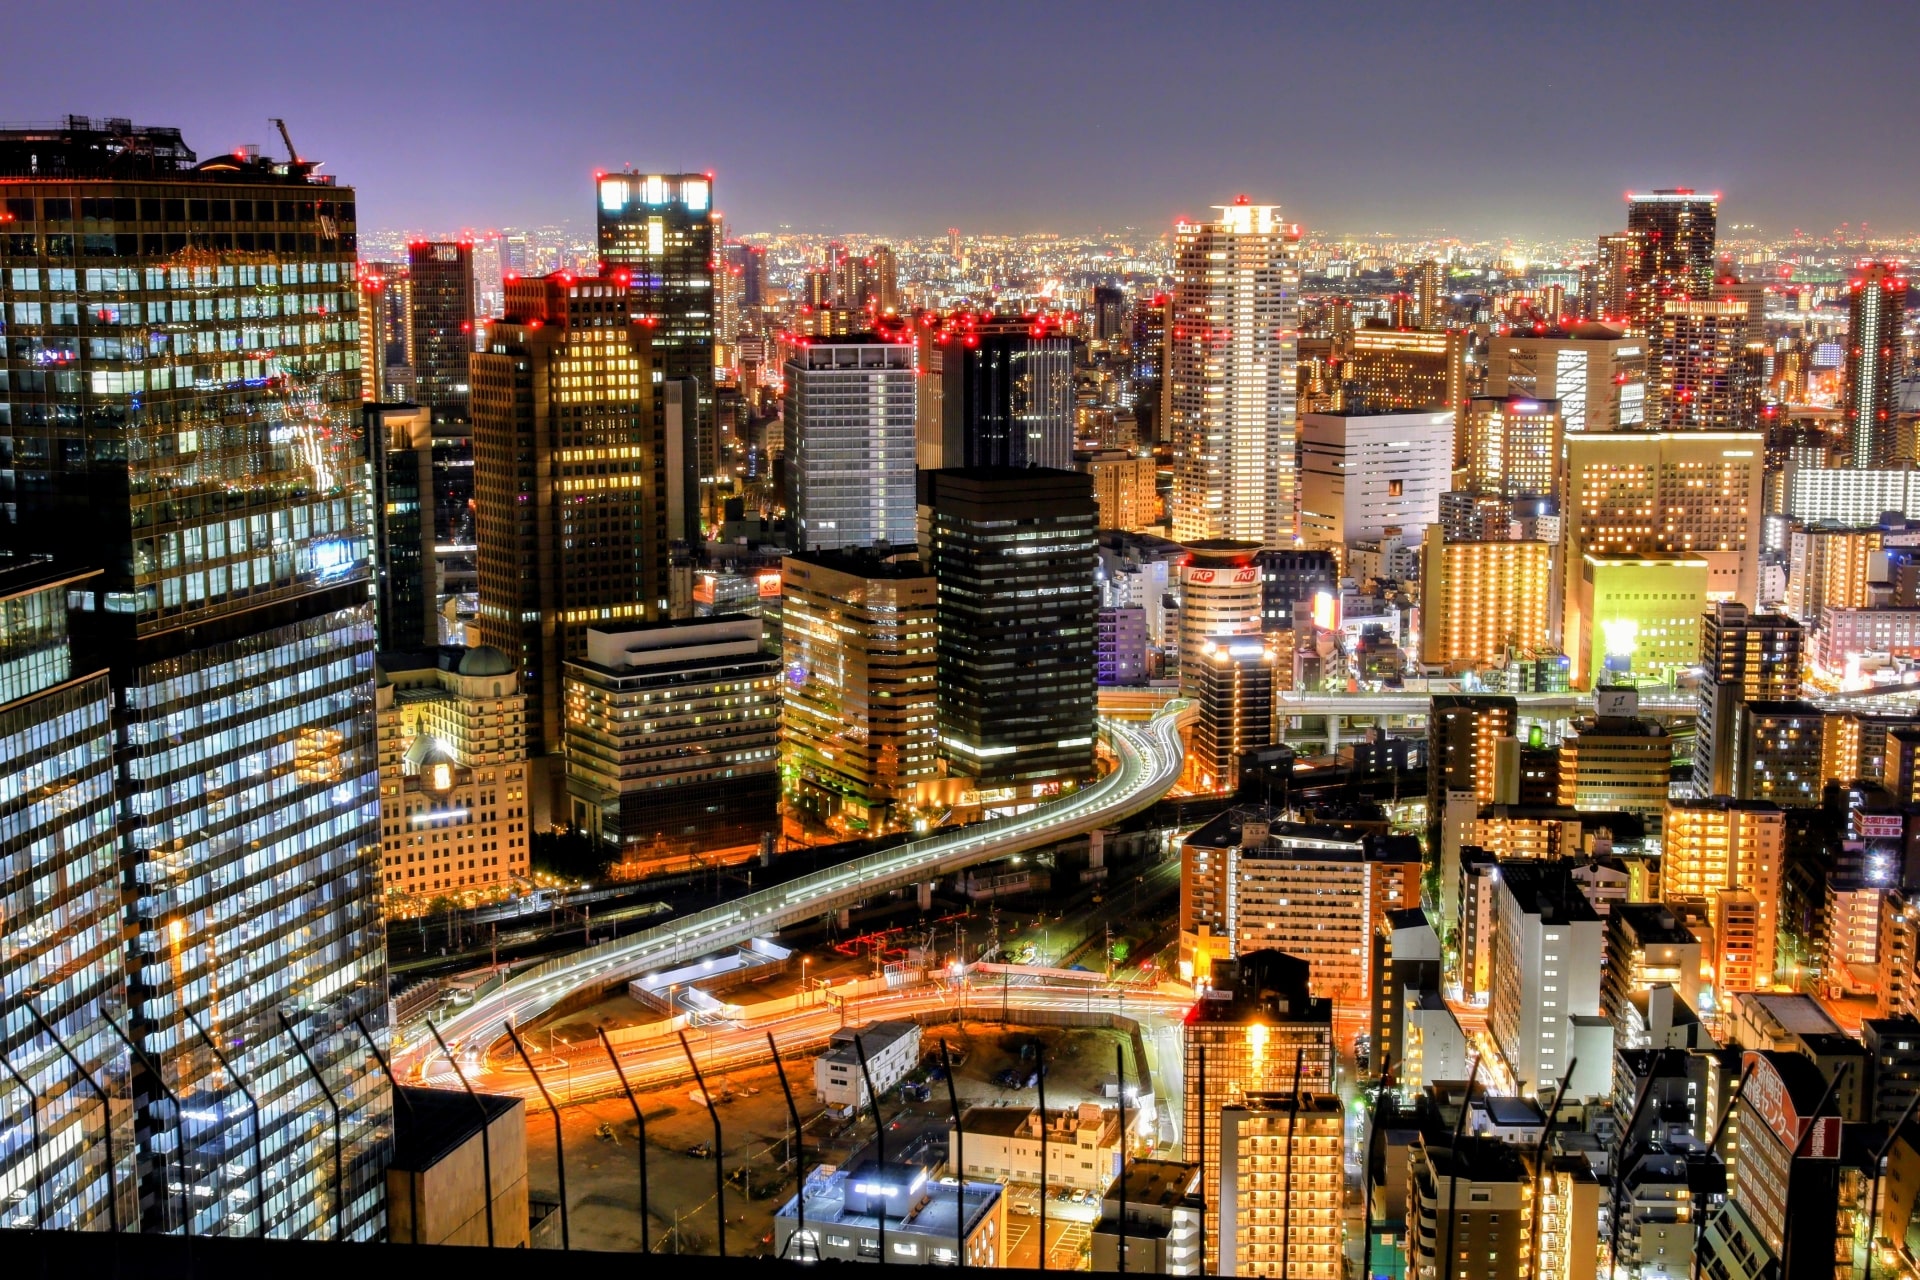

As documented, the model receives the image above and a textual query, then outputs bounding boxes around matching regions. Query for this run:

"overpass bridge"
[394,699,1196,1073]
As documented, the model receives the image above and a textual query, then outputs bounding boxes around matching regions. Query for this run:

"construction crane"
[269,117,299,166]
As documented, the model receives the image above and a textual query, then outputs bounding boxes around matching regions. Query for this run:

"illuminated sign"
[1311,590,1337,632]
[1859,813,1905,840]
[1743,1051,1842,1159]
[1233,568,1258,584]
[1600,617,1638,660]
[1188,569,1215,584]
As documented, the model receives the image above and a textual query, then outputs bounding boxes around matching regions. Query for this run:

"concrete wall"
[387,1103,530,1248]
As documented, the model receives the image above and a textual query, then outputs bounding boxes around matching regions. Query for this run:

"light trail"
[393,700,1194,1079]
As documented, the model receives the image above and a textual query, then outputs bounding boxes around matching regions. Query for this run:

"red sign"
[1233,568,1258,584]
[1859,813,1905,840]
[1189,570,1215,584]
[1743,1051,1842,1160]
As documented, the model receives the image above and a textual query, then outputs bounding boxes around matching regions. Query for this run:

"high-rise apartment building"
[1216,1095,1345,1280]
[781,551,938,833]
[1652,299,1755,431]
[472,272,663,758]
[1484,324,1648,434]
[1083,450,1159,532]
[1662,798,1784,993]
[375,645,529,906]
[597,171,716,481]
[1297,410,1452,551]
[1464,395,1563,499]
[1418,528,1557,670]
[563,617,780,856]
[940,317,1074,470]
[1167,200,1302,547]
[925,468,1098,797]
[1412,258,1443,327]
[367,403,438,650]
[1625,190,1719,333]
[1592,230,1642,323]
[1564,430,1765,604]
[1843,263,1911,468]
[1693,603,1804,798]
[1180,809,1423,999]
[1786,522,1887,628]
[787,336,917,551]
[1732,700,1826,807]
[0,560,128,1231]
[1488,860,1608,1096]
[1182,952,1334,1274]
[0,118,389,1238]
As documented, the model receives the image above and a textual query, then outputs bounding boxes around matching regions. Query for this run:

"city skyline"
[5,3,1919,241]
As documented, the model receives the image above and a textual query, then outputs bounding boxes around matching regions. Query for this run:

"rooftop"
[388,1086,519,1174]
[775,1161,1000,1244]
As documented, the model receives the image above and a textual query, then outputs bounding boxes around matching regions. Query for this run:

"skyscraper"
[1591,230,1642,323]
[786,335,917,551]
[939,316,1074,470]
[1483,323,1648,434]
[1652,299,1755,430]
[924,468,1099,796]
[472,272,663,759]
[0,558,129,1232]
[1625,189,1719,333]
[1168,199,1302,547]
[780,550,939,832]
[0,117,389,1238]
[1843,262,1911,468]
[597,171,716,513]
[1412,258,1443,327]
[406,240,475,422]
[1463,395,1563,499]
[367,403,438,650]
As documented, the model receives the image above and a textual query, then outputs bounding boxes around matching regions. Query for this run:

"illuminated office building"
[472,272,663,758]
[0,560,128,1232]
[1412,258,1443,327]
[940,316,1074,470]
[1625,190,1718,333]
[1464,395,1563,500]
[1428,694,1518,921]
[1484,324,1647,434]
[925,468,1098,797]
[1167,199,1302,547]
[596,171,716,477]
[1564,430,1765,604]
[1418,528,1557,670]
[1843,263,1910,468]
[1342,326,1470,416]
[1568,553,1709,688]
[1652,299,1754,431]
[406,240,474,423]
[375,645,529,906]
[367,403,437,650]
[1188,637,1278,792]
[781,551,938,833]
[0,118,389,1238]
[1786,522,1887,627]
[563,617,780,857]
[1178,540,1265,690]
[407,242,478,558]
[1693,603,1804,798]
[1558,691,1676,835]
[1216,1095,1344,1280]
[1182,952,1334,1274]
[787,335,917,552]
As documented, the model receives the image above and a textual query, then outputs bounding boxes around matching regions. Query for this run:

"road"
[394,701,1194,1079]
[421,978,1196,1108]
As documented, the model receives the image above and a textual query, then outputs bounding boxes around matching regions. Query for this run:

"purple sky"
[6,1,1916,241]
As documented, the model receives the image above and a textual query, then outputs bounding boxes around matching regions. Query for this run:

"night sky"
[6,1,1915,240]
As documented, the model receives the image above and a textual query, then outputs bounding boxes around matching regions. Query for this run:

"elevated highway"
[394,700,1196,1075]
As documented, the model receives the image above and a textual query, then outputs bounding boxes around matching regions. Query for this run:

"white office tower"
[1168,199,1303,547]
[787,336,918,552]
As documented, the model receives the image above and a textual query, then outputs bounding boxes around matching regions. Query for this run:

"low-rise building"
[951,1103,1122,1194]
[1604,904,1705,1042]
[1090,1159,1201,1274]
[815,1020,922,1108]
[773,1160,1005,1266]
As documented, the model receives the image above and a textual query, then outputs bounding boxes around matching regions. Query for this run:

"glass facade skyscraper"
[785,336,917,552]
[0,117,389,1239]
